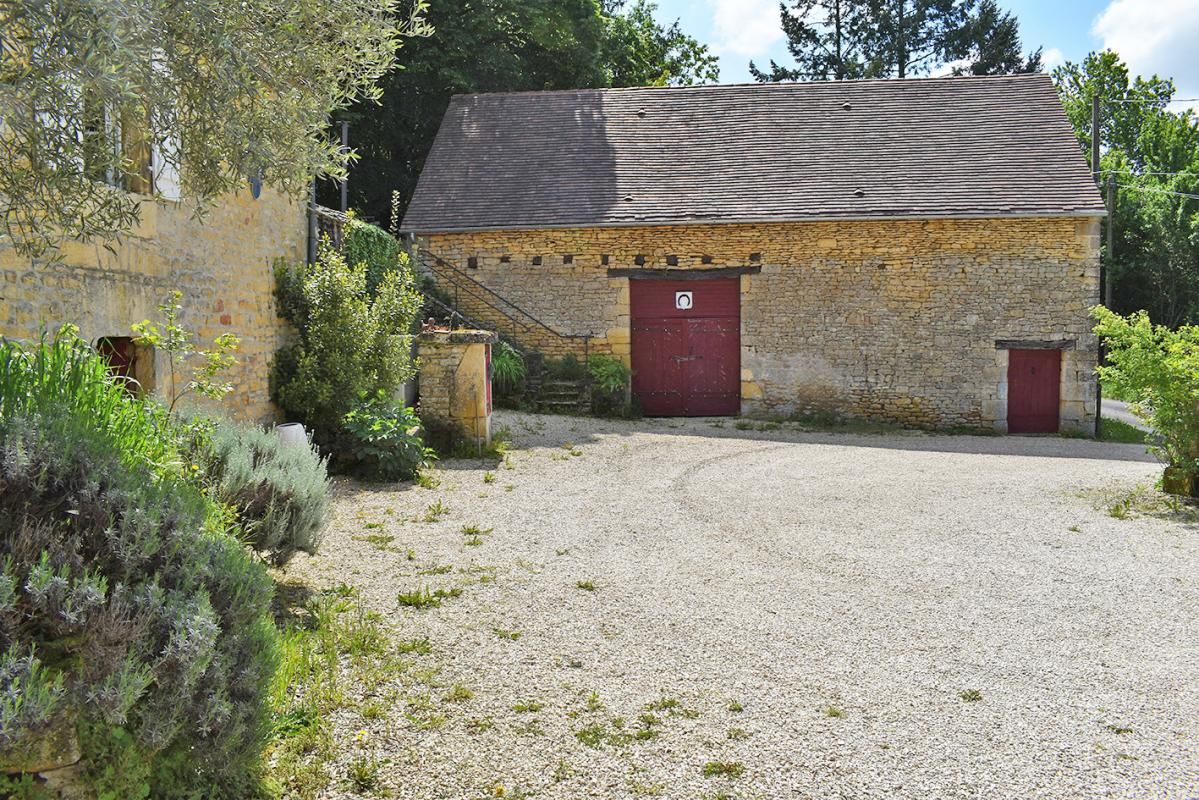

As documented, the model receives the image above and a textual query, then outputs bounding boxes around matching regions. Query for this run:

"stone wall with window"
[0,189,305,423]
[419,216,1101,432]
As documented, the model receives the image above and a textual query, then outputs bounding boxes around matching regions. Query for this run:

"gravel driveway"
[283,411,1199,800]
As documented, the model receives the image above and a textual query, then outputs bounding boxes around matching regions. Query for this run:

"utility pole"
[340,121,349,213]
[1091,94,1104,438]
[1106,174,1115,305]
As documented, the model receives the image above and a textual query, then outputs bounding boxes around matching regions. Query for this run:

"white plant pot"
[276,422,308,448]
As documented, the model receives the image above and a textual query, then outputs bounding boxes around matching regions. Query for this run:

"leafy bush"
[544,353,587,380]
[193,420,331,565]
[0,330,277,797]
[343,390,434,481]
[491,341,526,397]
[272,243,422,450]
[589,354,630,394]
[345,216,406,297]
[1092,307,1199,487]
[589,354,631,417]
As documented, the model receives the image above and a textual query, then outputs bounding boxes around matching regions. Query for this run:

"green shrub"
[343,390,435,481]
[491,341,526,399]
[193,420,331,565]
[1092,307,1199,485]
[344,215,405,297]
[272,243,422,451]
[0,330,277,798]
[544,353,587,380]
[589,354,631,417]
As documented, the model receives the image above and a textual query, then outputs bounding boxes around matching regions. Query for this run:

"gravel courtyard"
[281,411,1199,800]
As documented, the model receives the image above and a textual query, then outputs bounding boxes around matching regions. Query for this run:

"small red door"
[1008,349,1061,433]
[630,278,740,416]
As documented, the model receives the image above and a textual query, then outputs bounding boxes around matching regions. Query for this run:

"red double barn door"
[1007,348,1061,433]
[630,277,740,416]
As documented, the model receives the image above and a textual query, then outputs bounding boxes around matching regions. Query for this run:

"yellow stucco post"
[416,329,498,446]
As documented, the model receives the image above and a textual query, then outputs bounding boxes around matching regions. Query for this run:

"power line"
[1116,183,1199,201]
[1101,169,1199,178]
[1107,97,1199,105]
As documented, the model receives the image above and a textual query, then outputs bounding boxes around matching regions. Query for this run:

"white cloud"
[1041,47,1065,69]
[1093,0,1199,107]
[707,0,785,58]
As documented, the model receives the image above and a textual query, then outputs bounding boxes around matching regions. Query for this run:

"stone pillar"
[417,329,498,446]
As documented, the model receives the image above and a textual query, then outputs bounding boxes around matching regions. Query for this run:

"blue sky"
[652,0,1199,104]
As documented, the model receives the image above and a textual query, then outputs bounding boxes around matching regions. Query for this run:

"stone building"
[402,74,1105,433]
[0,182,306,423]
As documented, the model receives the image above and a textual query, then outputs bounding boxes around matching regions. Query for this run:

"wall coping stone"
[418,330,498,345]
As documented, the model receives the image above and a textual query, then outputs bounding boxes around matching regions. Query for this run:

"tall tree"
[332,0,716,222]
[1054,51,1199,326]
[756,0,1043,81]
[749,0,873,81]
[864,0,971,78]
[602,0,720,87]
[950,0,1041,75]
[0,0,429,257]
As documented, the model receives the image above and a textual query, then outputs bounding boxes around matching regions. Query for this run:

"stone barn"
[401,74,1105,433]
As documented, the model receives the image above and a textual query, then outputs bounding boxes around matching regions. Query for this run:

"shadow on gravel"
[490,411,1159,464]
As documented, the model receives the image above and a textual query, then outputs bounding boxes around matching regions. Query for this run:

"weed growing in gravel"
[415,468,440,489]
[576,579,597,591]
[505,484,515,492]
[823,705,845,718]
[647,696,699,719]
[347,756,381,792]
[417,563,453,575]
[586,691,605,712]
[397,586,462,609]
[512,699,544,713]
[395,637,432,655]
[574,722,607,748]
[352,533,396,551]
[423,500,450,522]
[553,759,574,782]
[702,761,745,778]
[959,689,983,703]
[727,699,744,712]
[483,471,496,483]
[1068,524,1082,532]
[467,716,495,734]
[1106,723,1134,735]
[514,719,546,736]
[445,684,474,703]
[727,727,750,740]
[1083,483,1198,522]
[556,548,571,556]
[494,627,522,641]
[265,587,408,798]
[364,521,383,529]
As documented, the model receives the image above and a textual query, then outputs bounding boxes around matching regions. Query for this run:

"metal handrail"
[415,247,592,345]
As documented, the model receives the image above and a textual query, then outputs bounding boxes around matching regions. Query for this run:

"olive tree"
[0,0,430,256]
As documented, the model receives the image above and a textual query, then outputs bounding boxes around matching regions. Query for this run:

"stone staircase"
[535,377,592,415]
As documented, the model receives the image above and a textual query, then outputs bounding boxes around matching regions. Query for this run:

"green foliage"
[133,290,240,413]
[193,419,331,565]
[330,0,717,221]
[1054,51,1199,326]
[1092,307,1199,480]
[0,0,429,257]
[342,390,435,481]
[751,0,1035,82]
[0,330,278,798]
[589,354,631,416]
[491,341,527,395]
[344,215,408,296]
[545,353,587,380]
[272,243,422,451]
[589,354,630,394]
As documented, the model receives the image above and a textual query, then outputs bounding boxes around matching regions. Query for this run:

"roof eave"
[401,208,1108,236]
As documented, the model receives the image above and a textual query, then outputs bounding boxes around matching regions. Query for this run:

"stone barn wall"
[420,216,1100,432]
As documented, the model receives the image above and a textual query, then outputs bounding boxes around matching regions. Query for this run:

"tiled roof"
[401,73,1105,233]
